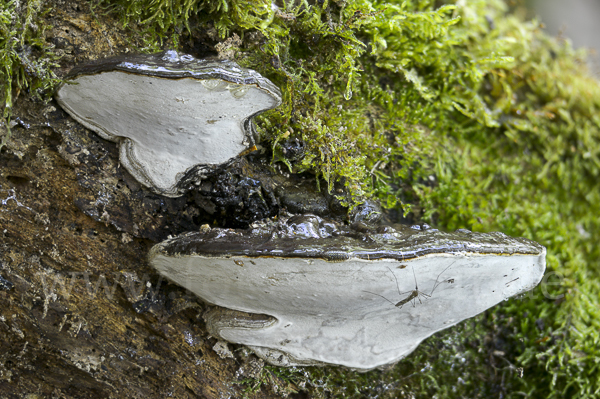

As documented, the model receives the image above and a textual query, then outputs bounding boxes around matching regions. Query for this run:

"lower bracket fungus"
[55,51,281,197]
[149,214,546,370]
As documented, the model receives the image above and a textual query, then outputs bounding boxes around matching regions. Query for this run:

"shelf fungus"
[149,214,546,370]
[55,50,281,197]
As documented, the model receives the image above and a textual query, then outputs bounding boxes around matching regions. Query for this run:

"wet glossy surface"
[66,50,281,92]
[157,214,544,260]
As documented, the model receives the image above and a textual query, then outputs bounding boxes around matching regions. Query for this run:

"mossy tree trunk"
[0,1,294,397]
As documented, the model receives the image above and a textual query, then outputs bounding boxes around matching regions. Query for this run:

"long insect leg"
[387,266,410,296]
[362,290,397,307]
[366,265,434,309]
[407,265,431,306]
[386,266,414,308]
[429,260,458,296]
[391,266,423,308]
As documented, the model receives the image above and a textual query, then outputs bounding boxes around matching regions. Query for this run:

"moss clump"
[0,0,59,149]
[100,0,600,397]
[102,0,450,210]
[421,7,600,397]
[96,1,600,397]
[4,0,600,396]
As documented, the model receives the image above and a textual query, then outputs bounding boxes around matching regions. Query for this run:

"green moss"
[414,4,600,398]
[100,0,600,396]
[0,0,60,149]
[4,0,597,396]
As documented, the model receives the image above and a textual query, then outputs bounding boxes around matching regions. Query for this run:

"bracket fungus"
[55,50,281,197]
[150,214,546,370]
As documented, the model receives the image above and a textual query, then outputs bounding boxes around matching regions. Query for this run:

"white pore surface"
[56,72,279,196]
[151,251,546,370]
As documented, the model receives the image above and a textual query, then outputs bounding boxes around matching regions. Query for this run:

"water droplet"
[201,80,225,90]
[344,88,352,101]
[162,50,179,62]
[230,86,248,99]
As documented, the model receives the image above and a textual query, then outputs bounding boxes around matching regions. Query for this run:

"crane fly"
[364,261,456,309]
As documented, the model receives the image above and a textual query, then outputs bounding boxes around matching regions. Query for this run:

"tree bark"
[0,1,294,397]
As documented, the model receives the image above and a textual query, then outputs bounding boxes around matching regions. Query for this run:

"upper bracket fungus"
[150,214,546,370]
[55,50,281,197]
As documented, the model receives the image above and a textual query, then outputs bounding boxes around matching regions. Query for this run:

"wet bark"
[0,1,306,397]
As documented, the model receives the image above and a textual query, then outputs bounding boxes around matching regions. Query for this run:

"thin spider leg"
[362,290,396,307]
[411,265,419,291]
[429,260,458,296]
[369,266,433,310]
[412,265,430,305]
[387,266,404,296]
[391,267,417,296]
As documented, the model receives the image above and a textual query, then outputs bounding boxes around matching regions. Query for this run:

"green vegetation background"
[2,0,599,397]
